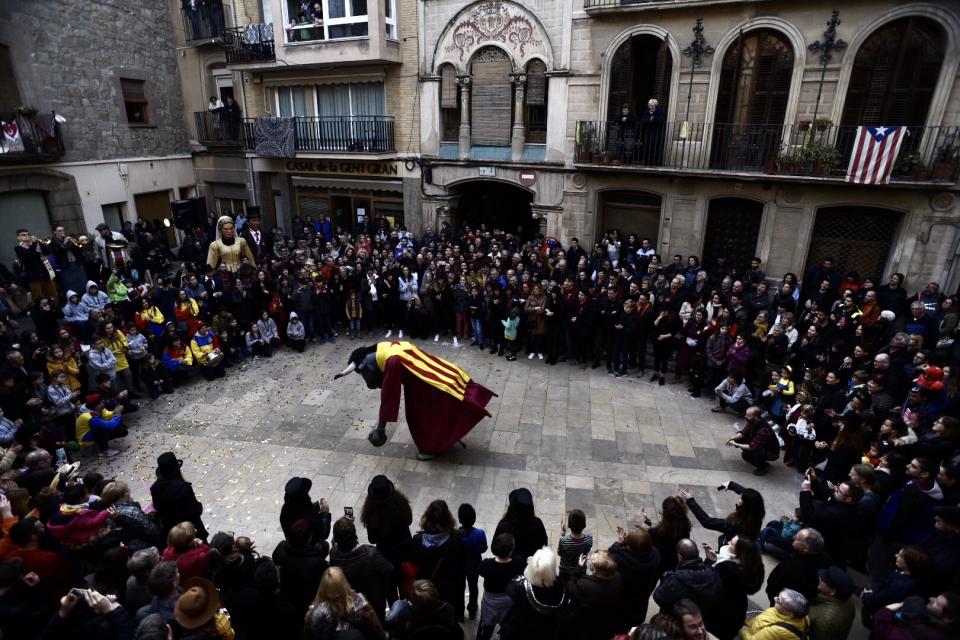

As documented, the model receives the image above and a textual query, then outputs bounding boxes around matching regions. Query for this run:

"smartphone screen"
[344,506,354,519]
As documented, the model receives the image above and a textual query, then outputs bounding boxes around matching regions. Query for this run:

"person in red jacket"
[3,516,72,597]
[162,521,210,581]
[45,483,118,552]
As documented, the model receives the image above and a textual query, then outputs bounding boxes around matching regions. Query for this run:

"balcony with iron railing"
[194,112,395,153]
[0,109,65,165]
[224,23,276,64]
[573,120,960,184]
[180,1,227,42]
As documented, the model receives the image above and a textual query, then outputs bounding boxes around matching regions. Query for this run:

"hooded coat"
[81,281,109,310]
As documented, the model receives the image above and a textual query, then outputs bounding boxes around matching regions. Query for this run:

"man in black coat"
[765,527,831,604]
[609,526,660,627]
[272,519,329,616]
[798,474,863,567]
[328,516,394,624]
[653,539,723,635]
[149,452,208,541]
[240,210,271,265]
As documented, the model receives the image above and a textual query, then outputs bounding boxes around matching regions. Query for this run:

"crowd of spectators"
[0,212,959,639]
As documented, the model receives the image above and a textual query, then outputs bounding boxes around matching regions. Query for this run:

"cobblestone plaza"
[90,338,804,584]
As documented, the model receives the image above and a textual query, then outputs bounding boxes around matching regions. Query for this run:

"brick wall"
[0,0,190,161]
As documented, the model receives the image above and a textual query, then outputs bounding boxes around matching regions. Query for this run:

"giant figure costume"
[335,341,496,457]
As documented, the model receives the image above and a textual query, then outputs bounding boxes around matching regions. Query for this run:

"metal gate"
[805,206,902,279]
[701,198,764,274]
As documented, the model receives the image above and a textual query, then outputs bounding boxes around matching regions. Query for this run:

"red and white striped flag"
[845,125,908,185]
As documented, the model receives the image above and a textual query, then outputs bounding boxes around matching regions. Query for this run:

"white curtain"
[316,83,383,116]
[316,84,352,117]
[278,87,310,117]
[351,82,384,116]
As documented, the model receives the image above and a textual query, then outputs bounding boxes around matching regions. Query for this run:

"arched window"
[525,59,547,144]
[714,29,794,127]
[606,34,672,121]
[439,63,460,143]
[711,29,793,170]
[841,17,945,127]
[470,46,513,146]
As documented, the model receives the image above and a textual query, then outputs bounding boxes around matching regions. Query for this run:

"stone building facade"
[177,0,423,234]
[418,0,960,291]
[0,0,195,264]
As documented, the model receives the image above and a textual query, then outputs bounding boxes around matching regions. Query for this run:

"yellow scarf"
[376,341,470,400]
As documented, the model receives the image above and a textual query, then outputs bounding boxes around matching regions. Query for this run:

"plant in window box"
[893,152,925,179]
[777,150,801,174]
[932,144,960,181]
[801,142,841,176]
[765,144,785,173]
[814,118,833,132]
[578,126,596,163]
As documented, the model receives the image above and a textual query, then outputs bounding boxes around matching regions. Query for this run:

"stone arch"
[829,3,960,130]
[0,169,84,232]
[703,17,806,129]
[432,0,554,74]
[599,25,682,124]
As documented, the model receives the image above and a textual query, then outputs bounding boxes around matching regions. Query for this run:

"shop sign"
[284,160,400,177]
[519,170,537,187]
[478,166,496,177]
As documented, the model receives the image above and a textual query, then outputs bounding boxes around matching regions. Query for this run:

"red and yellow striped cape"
[375,341,470,401]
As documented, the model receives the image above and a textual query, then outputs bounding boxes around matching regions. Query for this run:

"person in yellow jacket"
[739,588,810,640]
[46,344,82,391]
[190,324,226,380]
[102,322,140,399]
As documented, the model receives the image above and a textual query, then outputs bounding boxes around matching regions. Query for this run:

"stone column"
[457,75,472,160]
[511,73,527,161]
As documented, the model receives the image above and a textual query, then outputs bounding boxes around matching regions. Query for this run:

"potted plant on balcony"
[777,150,801,174]
[578,126,596,163]
[932,145,959,181]
[802,141,841,176]
[893,152,926,180]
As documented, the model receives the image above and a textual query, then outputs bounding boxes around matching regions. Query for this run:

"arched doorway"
[701,198,764,275]
[805,206,903,280]
[711,29,794,170]
[597,190,662,246]
[453,181,534,239]
[837,16,946,158]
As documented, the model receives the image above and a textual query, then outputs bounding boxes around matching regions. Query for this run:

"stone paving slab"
[85,335,866,637]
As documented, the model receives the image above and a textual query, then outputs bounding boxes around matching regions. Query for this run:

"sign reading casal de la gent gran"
[284,160,400,176]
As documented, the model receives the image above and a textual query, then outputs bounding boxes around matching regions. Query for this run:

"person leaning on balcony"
[617,103,637,163]
[207,216,255,274]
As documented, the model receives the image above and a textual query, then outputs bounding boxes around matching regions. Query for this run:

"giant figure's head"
[334,344,382,389]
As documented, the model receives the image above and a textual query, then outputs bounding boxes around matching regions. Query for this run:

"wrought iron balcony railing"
[574,120,960,183]
[195,113,395,153]
[224,23,275,64]
[181,1,227,41]
[0,110,65,164]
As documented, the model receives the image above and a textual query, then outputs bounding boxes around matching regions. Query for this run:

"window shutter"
[748,32,793,126]
[840,17,945,128]
[121,78,147,102]
[526,59,546,106]
[470,47,512,146]
[441,65,458,109]
[606,38,633,121]
[298,195,330,218]
[652,39,671,109]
